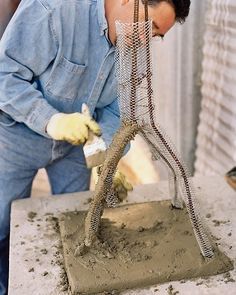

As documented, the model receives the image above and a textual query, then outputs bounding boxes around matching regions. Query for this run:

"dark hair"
[171,0,191,23]
[142,0,191,23]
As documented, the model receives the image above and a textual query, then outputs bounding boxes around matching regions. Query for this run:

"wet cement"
[58,201,233,295]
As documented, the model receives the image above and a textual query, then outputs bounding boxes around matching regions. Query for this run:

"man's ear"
[121,0,130,6]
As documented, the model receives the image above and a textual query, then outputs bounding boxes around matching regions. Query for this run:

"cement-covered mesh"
[83,122,139,249]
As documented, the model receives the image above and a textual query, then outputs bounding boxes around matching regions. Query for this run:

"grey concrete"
[9,176,236,294]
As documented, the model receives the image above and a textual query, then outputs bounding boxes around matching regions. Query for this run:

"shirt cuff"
[26,105,59,138]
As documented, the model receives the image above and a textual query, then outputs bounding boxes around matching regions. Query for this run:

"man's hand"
[46,112,101,145]
[113,170,133,202]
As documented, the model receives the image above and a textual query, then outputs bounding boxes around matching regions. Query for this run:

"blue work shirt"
[0,0,119,147]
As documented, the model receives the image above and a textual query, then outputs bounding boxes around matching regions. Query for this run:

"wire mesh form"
[114,20,214,258]
[115,20,155,123]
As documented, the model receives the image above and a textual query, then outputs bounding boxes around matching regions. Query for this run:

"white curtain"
[195,0,236,175]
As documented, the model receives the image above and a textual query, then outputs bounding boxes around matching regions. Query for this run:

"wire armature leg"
[140,129,183,209]
[140,125,214,258]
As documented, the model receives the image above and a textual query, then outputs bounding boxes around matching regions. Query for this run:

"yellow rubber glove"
[46,112,101,145]
[113,170,133,202]
[95,167,133,203]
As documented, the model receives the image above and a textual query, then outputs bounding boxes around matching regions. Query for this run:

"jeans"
[0,114,91,295]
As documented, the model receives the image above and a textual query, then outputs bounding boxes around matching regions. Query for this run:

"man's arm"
[0,0,59,137]
[0,0,21,38]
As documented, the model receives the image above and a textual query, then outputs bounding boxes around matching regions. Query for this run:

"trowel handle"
[82,103,91,118]
[82,103,98,140]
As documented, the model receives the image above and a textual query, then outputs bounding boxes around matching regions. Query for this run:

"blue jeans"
[0,112,91,295]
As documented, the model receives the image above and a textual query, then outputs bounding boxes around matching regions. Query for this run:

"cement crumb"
[40,248,48,255]
[28,211,37,220]
[212,219,230,226]
[196,280,204,286]
[83,197,93,205]
[167,284,179,295]
[42,271,48,276]
[223,272,235,283]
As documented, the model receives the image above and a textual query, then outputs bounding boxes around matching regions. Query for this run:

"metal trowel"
[82,103,106,168]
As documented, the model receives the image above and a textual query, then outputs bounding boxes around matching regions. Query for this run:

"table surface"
[9,176,236,295]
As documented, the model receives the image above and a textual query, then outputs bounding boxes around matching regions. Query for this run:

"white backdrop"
[195,0,236,175]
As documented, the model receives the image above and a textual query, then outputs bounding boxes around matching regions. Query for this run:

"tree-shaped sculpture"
[80,0,214,259]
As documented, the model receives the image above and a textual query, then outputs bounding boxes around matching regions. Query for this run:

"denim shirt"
[0,0,120,147]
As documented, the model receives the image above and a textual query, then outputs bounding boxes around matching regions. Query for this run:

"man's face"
[106,0,176,44]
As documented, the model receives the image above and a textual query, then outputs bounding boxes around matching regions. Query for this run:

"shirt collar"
[97,0,108,36]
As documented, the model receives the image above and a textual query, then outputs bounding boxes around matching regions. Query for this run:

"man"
[0,0,190,293]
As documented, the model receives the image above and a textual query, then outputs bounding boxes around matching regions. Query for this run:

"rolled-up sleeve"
[0,0,59,137]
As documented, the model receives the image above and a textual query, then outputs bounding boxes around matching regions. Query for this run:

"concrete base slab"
[9,176,236,295]
[59,201,233,294]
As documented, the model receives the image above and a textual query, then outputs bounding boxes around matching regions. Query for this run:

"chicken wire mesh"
[115,18,213,258]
